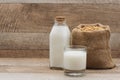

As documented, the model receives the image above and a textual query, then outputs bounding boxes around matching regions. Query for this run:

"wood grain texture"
[0,58,118,73]
[0,0,120,3]
[0,73,119,80]
[0,4,120,33]
[0,32,119,53]
[0,49,119,58]
[0,33,49,49]
[0,50,49,58]
[0,58,119,80]
[111,51,120,58]
[110,33,120,50]
[0,3,120,57]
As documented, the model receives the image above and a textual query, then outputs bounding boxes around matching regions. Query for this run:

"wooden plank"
[0,33,49,49]
[0,58,119,80]
[0,4,48,33]
[0,32,119,50]
[0,0,120,3]
[0,50,49,58]
[0,4,120,33]
[0,49,119,58]
[110,33,120,50]
[112,51,120,58]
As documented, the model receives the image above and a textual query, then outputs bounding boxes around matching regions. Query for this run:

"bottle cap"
[55,16,66,22]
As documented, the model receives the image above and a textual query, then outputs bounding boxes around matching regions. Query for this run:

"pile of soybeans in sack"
[72,23,115,69]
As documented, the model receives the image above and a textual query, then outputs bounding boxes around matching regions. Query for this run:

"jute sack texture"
[72,23,115,69]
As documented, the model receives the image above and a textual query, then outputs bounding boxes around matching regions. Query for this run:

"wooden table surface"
[0,58,119,80]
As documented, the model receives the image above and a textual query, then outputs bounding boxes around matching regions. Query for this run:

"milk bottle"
[49,16,70,69]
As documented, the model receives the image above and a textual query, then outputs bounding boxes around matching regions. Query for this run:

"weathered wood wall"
[0,0,120,3]
[0,3,120,58]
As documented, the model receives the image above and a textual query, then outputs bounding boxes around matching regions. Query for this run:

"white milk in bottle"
[49,16,70,69]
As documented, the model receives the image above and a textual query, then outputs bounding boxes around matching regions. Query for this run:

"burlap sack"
[72,23,115,69]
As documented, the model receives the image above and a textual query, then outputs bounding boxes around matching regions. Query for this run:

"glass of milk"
[64,45,87,77]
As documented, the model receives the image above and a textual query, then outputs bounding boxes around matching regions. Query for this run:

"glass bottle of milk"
[49,16,70,69]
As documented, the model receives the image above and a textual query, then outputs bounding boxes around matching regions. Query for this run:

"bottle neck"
[54,20,67,26]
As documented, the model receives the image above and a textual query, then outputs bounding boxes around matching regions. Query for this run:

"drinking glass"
[64,45,87,77]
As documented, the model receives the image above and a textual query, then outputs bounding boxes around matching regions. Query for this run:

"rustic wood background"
[0,3,120,58]
[0,0,120,3]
